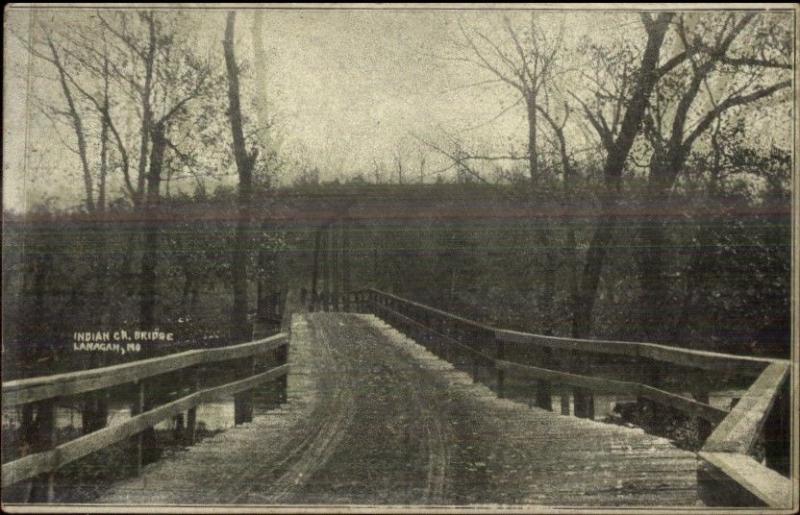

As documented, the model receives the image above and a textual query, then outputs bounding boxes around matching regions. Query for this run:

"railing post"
[560,392,570,415]
[245,356,256,422]
[496,333,505,399]
[38,400,57,502]
[133,380,145,476]
[186,367,200,445]
[573,387,594,419]
[764,379,790,476]
[694,391,713,443]
[637,366,661,429]
[471,339,479,383]
[277,340,288,404]
[535,347,553,411]
[81,390,109,435]
[234,356,254,425]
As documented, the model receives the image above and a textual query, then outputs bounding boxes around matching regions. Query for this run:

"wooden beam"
[703,362,790,454]
[2,364,290,487]
[3,333,288,407]
[495,329,778,377]
[699,451,793,508]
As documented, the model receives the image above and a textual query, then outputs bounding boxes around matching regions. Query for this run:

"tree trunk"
[331,223,339,309]
[98,113,108,213]
[181,270,194,313]
[322,226,331,308]
[136,16,157,205]
[47,37,95,213]
[310,227,322,309]
[525,95,556,333]
[224,11,257,342]
[526,95,539,186]
[638,151,687,341]
[343,221,351,303]
[251,11,272,155]
[572,210,616,337]
[637,180,670,341]
[139,123,167,330]
[571,14,673,337]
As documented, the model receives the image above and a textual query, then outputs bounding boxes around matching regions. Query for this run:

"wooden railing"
[302,287,361,313]
[2,332,290,502]
[350,288,793,509]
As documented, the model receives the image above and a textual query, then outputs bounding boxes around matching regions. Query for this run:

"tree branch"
[683,79,791,152]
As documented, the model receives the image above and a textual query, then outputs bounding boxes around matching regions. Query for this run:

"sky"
[3,6,794,212]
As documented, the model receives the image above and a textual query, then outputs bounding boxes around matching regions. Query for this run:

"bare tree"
[22,24,96,212]
[450,13,566,333]
[224,11,259,341]
[636,13,791,339]
[393,148,405,184]
[570,13,682,337]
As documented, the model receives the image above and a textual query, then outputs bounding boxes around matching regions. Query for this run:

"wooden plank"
[3,333,288,407]
[495,329,778,377]
[699,451,793,508]
[2,364,290,487]
[703,362,790,454]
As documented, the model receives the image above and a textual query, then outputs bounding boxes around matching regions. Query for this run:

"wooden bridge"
[2,290,794,508]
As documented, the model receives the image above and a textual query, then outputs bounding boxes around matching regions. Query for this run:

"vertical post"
[694,391,712,443]
[245,356,256,422]
[342,222,350,311]
[277,341,288,404]
[134,381,144,476]
[574,387,594,419]
[496,334,505,399]
[321,225,330,312]
[637,366,661,428]
[234,357,252,426]
[38,400,57,502]
[174,413,185,441]
[310,228,322,312]
[560,391,570,415]
[535,347,553,411]
[573,354,594,418]
[331,222,339,311]
[186,368,200,445]
[764,379,790,476]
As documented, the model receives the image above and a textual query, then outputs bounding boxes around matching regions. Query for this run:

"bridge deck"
[96,313,700,507]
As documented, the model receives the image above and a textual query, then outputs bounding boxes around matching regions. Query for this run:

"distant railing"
[347,288,792,509]
[2,332,290,502]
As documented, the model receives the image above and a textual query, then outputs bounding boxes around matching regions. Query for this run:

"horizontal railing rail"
[2,332,290,501]
[3,333,288,407]
[353,288,792,509]
[495,328,775,377]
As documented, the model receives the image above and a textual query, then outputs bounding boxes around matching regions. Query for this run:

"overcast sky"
[3,6,793,212]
